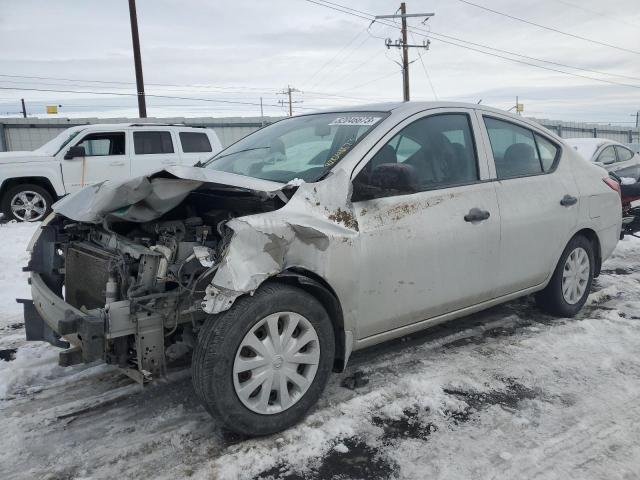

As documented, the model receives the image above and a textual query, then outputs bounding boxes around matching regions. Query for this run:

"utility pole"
[260,97,265,126]
[376,4,434,102]
[278,86,302,116]
[20,98,26,118]
[400,3,410,102]
[128,0,147,118]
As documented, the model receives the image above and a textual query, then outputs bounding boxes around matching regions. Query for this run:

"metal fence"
[0,115,638,152]
[532,118,640,144]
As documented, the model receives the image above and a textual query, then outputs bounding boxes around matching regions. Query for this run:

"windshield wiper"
[205,146,270,164]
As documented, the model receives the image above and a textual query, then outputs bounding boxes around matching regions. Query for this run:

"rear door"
[129,130,178,176]
[60,130,130,193]
[177,130,215,166]
[477,113,579,295]
[352,109,501,339]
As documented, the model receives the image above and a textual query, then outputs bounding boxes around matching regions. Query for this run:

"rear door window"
[133,131,174,154]
[483,117,542,178]
[179,132,212,153]
[597,146,617,165]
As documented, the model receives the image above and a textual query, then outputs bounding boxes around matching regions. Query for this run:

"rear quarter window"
[180,132,212,153]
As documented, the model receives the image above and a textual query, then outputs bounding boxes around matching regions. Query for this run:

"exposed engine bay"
[25,187,285,382]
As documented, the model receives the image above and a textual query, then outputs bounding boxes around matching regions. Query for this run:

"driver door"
[61,131,130,193]
[352,110,500,339]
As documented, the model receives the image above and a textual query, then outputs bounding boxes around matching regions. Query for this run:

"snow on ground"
[1,221,640,480]
[0,221,39,330]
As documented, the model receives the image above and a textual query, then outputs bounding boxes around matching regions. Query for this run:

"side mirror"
[353,163,418,200]
[64,145,86,160]
[370,163,418,192]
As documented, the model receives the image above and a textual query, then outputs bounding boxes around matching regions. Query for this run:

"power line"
[300,0,640,91]
[0,73,399,104]
[455,0,640,55]
[307,35,373,91]
[552,0,640,30]
[410,31,438,100]
[333,69,403,94]
[0,85,287,108]
[302,26,368,88]
[421,28,640,83]
[0,74,282,92]
[305,0,640,83]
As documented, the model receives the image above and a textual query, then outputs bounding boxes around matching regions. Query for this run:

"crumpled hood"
[0,151,52,164]
[53,165,287,223]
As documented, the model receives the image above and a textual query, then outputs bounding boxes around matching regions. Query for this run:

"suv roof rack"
[127,123,187,127]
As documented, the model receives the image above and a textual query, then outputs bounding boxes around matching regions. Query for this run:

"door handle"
[560,194,578,207]
[109,161,125,166]
[464,208,491,222]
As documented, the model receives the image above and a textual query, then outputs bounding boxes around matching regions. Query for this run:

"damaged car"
[22,102,621,436]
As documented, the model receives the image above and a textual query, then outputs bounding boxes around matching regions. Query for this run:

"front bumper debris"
[21,272,106,366]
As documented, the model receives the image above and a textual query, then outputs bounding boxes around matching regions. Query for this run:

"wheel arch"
[274,268,349,372]
[573,227,602,277]
[0,177,59,202]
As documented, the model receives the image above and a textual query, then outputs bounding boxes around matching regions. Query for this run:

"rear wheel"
[192,283,335,436]
[536,235,594,317]
[1,183,53,222]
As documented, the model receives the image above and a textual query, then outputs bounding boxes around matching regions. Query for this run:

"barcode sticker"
[329,116,381,126]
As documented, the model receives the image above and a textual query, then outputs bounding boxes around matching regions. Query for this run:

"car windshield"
[203,112,386,183]
[35,127,86,156]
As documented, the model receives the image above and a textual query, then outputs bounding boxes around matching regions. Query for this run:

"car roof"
[308,101,558,139]
[312,101,510,115]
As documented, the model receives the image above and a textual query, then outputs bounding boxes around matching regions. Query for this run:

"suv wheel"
[535,235,595,317]
[192,283,335,436]
[1,184,53,222]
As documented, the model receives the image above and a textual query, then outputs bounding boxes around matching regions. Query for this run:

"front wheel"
[1,183,53,222]
[535,235,595,317]
[192,283,335,436]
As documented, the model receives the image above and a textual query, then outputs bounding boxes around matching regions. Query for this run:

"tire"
[1,183,53,222]
[535,235,595,317]
[192,283,335,436]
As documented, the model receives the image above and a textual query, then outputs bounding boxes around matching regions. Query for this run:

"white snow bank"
[0,221,40,328]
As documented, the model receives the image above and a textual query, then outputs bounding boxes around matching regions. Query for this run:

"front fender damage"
[202,169,358,314]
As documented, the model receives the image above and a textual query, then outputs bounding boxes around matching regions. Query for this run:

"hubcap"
[233,312,320,415]
[562,247,590,304]
[10,191,47,222]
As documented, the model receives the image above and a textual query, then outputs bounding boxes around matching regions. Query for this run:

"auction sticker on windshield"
[329,116,382,126]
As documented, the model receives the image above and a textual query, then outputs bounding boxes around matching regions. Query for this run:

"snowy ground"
[1,220,640,480]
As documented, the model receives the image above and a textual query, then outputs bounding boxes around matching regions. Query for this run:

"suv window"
[134,131,174,155]
[180,132,212,153]
[484,117,543,178]
[76,132,125,156]
[615,145,634,162]
[597,145,616,165]
[354,113,479,197]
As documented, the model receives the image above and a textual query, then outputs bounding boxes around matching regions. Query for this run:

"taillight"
[603,177,621,196]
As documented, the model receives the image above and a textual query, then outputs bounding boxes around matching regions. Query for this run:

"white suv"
[0,123,222,222]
